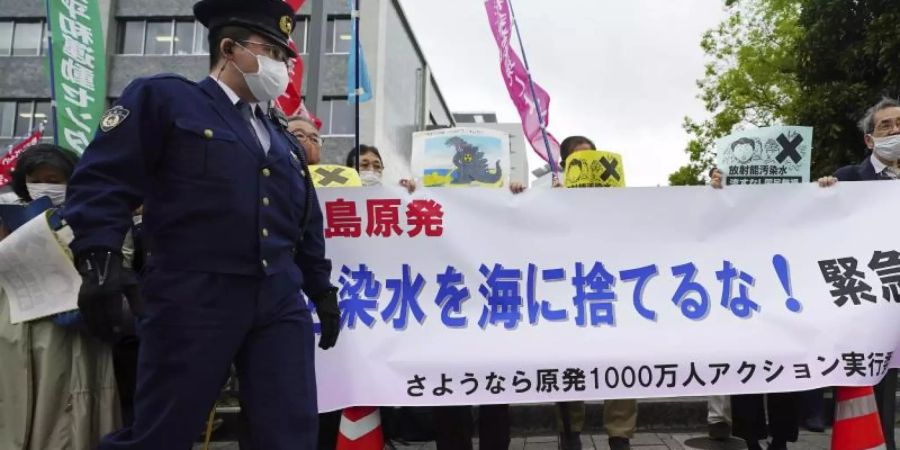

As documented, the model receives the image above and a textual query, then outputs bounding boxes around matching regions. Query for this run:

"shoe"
[803,416,826,432]
[708,421,731,440]
[745,440,763,450]
[608,437,630,450]
[558,432,582,450]
[767,439,788,450]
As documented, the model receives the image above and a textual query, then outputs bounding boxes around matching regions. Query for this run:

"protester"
[288,115,322,165]
[433,406,510,450]
[0,190,16,239]
[346,144,429,195]
[347,144,386,187]
[797,389,826,432]
[711,166,806,448]
[0,143,121,450]
[706,395,732,441]
[551,136,637,450]
[488,135,633,450]
[818,97,900,450]
[731,393,801,450]
[63,1,341,448]
[699,169,735,442]
[10,144,75,205]
[398,143,524,450]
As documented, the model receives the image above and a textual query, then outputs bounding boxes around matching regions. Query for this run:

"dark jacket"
[64,74,333,298]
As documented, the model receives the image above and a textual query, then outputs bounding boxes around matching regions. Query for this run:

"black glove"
[311,288,340,350]
[75,249,141,342]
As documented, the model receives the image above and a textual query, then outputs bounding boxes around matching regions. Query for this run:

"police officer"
[63,0,340,448]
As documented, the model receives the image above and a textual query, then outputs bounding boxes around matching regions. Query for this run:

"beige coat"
[0,288,121,450]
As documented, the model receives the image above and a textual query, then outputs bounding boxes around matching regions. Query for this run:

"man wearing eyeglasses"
[63,0,341,449]
[818,97,899,450]
[288,116,323,164]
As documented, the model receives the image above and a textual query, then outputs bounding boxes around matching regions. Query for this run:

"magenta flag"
[484,0,561,166]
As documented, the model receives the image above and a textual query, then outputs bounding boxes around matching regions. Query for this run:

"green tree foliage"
[670,0,801,186]
[794,0,900,176]
[668,164,707,186]
[670,0,900,184]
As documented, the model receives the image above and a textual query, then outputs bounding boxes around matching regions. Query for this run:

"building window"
[193,23,209,55]
[291,16,309,55]
[173,20,195,55]
[325,17,352,54]
[0,20,47,56]
[13,21,43,56]
[0,100,53,138]
[144,21,174,55]
[321,97,355,136]
[0,22,13,57]
[120,20,144,54]
[0,102,15,137]
[118,19,209,55]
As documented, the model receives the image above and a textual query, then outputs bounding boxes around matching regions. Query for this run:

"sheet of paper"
[0,212,79,323]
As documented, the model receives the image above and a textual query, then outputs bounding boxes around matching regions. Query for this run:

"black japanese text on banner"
[312,183,900,412]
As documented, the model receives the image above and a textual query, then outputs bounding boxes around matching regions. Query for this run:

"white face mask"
[232,43,289,103]
[359,170,383,187]
[27,183,66,206]
[872,134,900,162]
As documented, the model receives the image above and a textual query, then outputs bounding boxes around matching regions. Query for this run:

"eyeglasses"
[875,117,900,134]
[238,40,290,63]
[293,131,323,146]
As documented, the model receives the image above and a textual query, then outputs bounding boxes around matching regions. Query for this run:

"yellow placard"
[310,164,362,188]
[564,150,625,188]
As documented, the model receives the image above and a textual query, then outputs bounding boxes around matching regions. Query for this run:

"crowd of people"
[0,0,897,449]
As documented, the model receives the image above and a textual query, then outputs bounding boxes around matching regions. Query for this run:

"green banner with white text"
[48,0,107,154]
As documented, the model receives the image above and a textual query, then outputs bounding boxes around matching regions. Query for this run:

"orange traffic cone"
[336,407,383,450]
[831,386,886,450]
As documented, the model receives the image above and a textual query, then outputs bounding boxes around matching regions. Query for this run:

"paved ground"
[195,428,899,449]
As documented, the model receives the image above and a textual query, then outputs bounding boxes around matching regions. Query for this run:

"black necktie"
[236,101,261,148]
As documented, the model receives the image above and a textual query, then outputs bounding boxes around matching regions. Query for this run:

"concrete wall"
[116,0,192,18]
[427,78,452,127]
[0,0,55,149]
[0,0,457,173]
[317,0,456,184]
[373,1,423,182]
[0,0,45,17]
[0,57,51,98]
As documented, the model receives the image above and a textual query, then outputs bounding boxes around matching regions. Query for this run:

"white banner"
[313,183,900,411]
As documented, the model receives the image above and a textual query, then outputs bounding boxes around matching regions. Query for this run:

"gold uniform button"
[262,197,270,206]
[203,129,214,139]
[262,259,269,268]
[262,228,269,237]
[262,168,271,177]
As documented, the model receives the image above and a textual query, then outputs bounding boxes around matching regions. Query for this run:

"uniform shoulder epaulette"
[146,73,198,86]
[268,106,289,129]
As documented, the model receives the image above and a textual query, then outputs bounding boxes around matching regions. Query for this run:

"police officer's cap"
[194,0,298,58]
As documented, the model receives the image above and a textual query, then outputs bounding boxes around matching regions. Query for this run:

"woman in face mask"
[11,143,79,206]
[0,143,122,450]
[346,144,386,187]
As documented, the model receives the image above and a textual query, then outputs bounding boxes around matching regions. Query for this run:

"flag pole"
[44,0,60,145]
[353,0,361,173]
[506,0,558,181]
